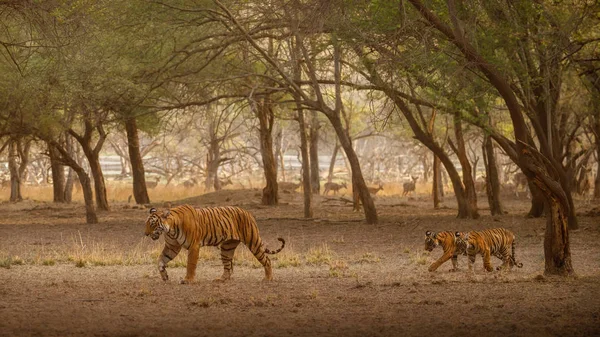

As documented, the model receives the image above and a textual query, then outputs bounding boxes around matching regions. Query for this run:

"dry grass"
[305,243,334,265]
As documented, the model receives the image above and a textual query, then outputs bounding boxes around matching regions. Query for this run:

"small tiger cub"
[424,231,468,272]
[455,228,524,272]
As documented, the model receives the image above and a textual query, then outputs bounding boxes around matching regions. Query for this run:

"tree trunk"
[328,114,378,224]
[309,112,320,195]
[327,143,340,183]
[256,96,278,205]
[87,154,110,211]
[125,117,150,204]
[451,111,480,219]
[63,135,75,203]
[528,184,545,217]
[70,119,110,211]
[432,154,442,209]
[544,198,572,275]
[205,132,221,192]
[77,170,98,224]
[297,107,313,218]
[391,94,474,218]
[47,141,97,224]
[483,136,503,215]
[8,140,22,202]
[275,127,285,183]
[596,146,600,199]
[48,142,66,203]
[64,168,74,203]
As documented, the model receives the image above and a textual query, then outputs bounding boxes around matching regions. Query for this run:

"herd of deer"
[277,176,419,197]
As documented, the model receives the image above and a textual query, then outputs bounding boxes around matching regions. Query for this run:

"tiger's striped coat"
[145,204,285,283]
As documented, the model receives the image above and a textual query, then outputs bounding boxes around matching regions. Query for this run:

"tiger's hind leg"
[249,242,273,281]
[217,240,240,281]
[496,247,513,271]
[483,250,494,272]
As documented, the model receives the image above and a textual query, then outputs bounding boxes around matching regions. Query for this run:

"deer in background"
[323,181,347,195]
[146,176,161,189]
[368,183,384,195]
[278,181,301,191]
[182,178,198,188]
[513,172,529,198]
[402,176,418,196]
[219,177,233,188]
[474,176,487,194]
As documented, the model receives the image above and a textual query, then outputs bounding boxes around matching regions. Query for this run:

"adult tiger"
[455,228,523,272]
[424,231,468,272]
[144,204,285,284]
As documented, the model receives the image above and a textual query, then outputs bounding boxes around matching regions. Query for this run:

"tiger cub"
[455,228,523,272]
[424,231,468,272]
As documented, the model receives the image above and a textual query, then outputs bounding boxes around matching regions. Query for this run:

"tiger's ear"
[149,208,157,214]
[426,230,432,236]
[455,231,461,237]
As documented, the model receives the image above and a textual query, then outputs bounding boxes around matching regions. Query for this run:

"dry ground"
[0,188,599,337]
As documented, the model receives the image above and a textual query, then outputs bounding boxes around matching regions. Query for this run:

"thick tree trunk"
[8,140,22,202]
[77,170,98,224]
[596,148,600,199]
[483,136,503,215]
[125,117,150,204]
[48,142,66,203]
[87,154,110,211]
[205,134,222,192]
[256,96,278,205]
[297,108,313,218]
[527,184,545,217]
[451,111,480,219]
[432,154,442,209]
[328,114,378,224]
[544,198,573,275]
[309,112,320,195]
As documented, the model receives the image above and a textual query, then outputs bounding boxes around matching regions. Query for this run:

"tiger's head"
[424,231,438,251]
[145,208,171,240]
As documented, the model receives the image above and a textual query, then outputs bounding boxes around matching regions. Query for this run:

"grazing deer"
[323,182,347,195]
[474,176,486,194]
[513,172,529,198]
[367,183,384,195]
[182,178,198,188]
[219,177,233,188]
[402,176,418,196]
[278,181,301,191]
[146,176,161,189]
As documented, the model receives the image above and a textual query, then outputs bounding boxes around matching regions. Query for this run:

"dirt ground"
[1,189,599,337]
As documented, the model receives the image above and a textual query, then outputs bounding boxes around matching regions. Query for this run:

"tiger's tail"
[511,239,523,268]
[265,238,286,254]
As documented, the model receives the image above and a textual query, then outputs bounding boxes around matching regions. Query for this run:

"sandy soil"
[0,189,599,337]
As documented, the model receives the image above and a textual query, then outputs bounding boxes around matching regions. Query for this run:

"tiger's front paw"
[448,268,458,272]
[180,276,195,284]
[428,266,436,272]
